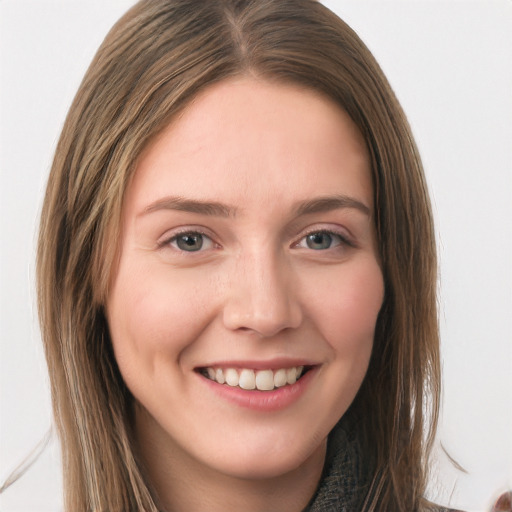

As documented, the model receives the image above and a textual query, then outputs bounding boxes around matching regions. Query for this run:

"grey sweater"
[305,413,462,512]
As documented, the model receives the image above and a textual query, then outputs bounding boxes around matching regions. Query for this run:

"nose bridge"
[223,243,302,336]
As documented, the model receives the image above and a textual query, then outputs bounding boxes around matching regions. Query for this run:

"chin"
[200,430,328,481]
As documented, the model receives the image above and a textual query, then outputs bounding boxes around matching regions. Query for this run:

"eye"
[297,230,345,250]
[169,232,214,252]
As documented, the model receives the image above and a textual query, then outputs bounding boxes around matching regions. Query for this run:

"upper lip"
[195,358,318,371]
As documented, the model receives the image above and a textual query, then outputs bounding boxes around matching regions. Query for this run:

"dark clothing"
[305,411,369,511]
[305,412,462,512]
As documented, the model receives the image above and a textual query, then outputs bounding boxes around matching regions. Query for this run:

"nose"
[222,248,303,337]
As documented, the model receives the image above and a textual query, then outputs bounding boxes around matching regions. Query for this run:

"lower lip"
[198,367,318,412]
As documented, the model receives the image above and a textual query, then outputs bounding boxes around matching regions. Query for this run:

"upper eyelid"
[299,227,347,237]
[157,224,355,249]
[293,225,354,245]
[159,230,218,255]
[158,226,216,245]
[294,231,352,250]
[171,231,215,251]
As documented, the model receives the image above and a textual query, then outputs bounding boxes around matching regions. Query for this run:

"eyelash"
[159,227,354,253]
[294,229,354,251]
[160,229,215,252]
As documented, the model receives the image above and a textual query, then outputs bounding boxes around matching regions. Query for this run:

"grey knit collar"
[304,411,372,512]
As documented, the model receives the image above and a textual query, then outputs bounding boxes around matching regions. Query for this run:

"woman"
[37,0,450,510]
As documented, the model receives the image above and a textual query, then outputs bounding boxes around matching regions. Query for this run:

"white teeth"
[225,368,239,387]
[202,366,307,391]
[273,368,287,388]
[286,367,297,385]
[215,368,225,384]
[239,369,256,390]
[255,370,274,391]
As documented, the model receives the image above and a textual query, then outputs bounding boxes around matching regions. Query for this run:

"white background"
[0,1,511,511]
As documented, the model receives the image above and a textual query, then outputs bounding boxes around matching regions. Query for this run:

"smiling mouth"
[197,366,311,392]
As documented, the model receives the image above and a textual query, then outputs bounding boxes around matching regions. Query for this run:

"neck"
[135,408,326,512]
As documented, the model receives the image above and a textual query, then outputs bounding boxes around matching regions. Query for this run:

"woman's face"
[106,78,384,480]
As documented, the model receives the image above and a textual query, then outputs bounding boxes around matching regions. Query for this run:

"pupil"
[177,234,203,251]
[307,232,331,250]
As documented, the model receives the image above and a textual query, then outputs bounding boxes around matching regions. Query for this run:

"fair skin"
[106,78,384,512]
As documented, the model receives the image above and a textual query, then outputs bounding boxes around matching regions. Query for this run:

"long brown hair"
[37,0,440,510]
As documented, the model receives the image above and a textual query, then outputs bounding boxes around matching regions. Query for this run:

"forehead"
[127,77,372,216]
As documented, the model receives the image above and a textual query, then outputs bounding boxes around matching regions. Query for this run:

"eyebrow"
[294,195,371,217]
[140,196,235,217]
[139,194,370,218]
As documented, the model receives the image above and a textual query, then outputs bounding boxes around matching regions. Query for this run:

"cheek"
[106,263,218,373]
[305,258,384,355]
